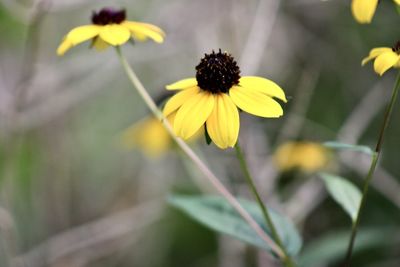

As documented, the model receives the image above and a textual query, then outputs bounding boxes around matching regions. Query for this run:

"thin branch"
[11,200,164,267]
[239,0,280,74]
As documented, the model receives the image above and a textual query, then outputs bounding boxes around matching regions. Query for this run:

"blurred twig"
[239,0,280,74]
[338,82,391,144]
[11,200,164,267]
[0,206,15,267]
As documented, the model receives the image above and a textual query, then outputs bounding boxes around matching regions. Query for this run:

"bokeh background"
[1,0,400,266]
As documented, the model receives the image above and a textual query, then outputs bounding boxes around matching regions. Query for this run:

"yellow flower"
[273,142,330,173]
[121,114,202,158]
[57,7,165,56]
[351,0,400,24]
[163,50,287,149]
[362,41,400,76]
[121,116,172,157]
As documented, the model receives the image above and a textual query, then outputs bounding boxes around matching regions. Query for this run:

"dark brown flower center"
[91,8,126,25]
[195,49,241,94]
[392,41,400,54]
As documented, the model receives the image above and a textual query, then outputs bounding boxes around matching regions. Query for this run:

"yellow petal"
[99,24,131,46]
[351,0,379,24]
[57,38,73,56]
[122,21,165,43]
[174,91,214,139]
[394,0,400,5]
[166,78,198,90]
[206,94,239,149]
[239,76,287,102]
[163,87,199,116]
[373,52,400,76]
[230,86,283,118]
[91,37,110,51]
[361,47,392,66]
[65,25,101,45]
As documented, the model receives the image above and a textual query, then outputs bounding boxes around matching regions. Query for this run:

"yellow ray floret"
[57,8,165,56]
[351,0,379,24]
[206,94,240,149]
[351,0,400,24]
[362,46,400,76]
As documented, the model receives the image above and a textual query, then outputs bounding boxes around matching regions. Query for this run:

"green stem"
[234,143,295,267]
[115,47,286,260]
[344,71,400,266]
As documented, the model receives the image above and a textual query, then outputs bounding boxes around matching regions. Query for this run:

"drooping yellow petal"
[394,0,400,5]
[122,21,165,43]
[166,78,198,90]
[174,92,214,139]
[239,76,287,102]
[206,94,239,149]
[351,0,379,24]
[99,24,131,46]
[91,37,110,51]
[65,25,102,45]
[163,87,199,116]
[373,52,400,76]
[57,38,73,56]
[361,47,393,66]
[230,86,283,118]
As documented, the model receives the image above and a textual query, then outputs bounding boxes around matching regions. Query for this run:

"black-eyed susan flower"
[57,7,165,56]
[273,141,330,173]
[121,114,202,158]
[351,0,400,24]
[362,41,400,76]
[163,49,287,149]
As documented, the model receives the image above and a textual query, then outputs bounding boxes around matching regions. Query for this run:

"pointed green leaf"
[168,195,302,256]
[204,125,212,145]
[299,228,395,266]
[319,173,361,222]
[323,141,374,156]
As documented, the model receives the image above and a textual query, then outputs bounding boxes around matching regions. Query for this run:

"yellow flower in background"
[163,50,287,149]
[121,114,202,158]
[351,0,400,24]
[57,7,165,56]
[273,142,330,173]
[362,41,400,76]
[121,116,172,157]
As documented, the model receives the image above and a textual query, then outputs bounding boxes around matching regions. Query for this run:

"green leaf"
[319,173,361,222]
[397,4,400,15]
[204,126,212,145]
[299,228,395,266]
[168,195,302,256]
[323,141,374,156]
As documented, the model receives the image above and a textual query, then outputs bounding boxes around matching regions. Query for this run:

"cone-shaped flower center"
[91,8,126,25]
[195,50,241,94]
[393,41,400,54]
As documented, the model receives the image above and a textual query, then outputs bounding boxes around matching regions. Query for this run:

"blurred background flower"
[273,141,331,173]
[120,113,202,158]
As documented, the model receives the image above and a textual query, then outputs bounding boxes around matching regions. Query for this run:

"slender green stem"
[344,71,400,266]
[114,47,286,260]
[234,143,295,267]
